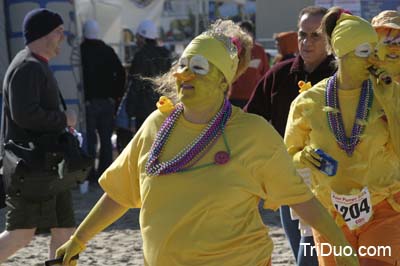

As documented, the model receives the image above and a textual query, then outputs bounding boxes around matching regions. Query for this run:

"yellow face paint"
[174,55,226,109]
[341,48,374,85]
[373,28,400,78]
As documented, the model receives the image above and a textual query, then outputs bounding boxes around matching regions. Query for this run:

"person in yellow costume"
[284,7,400,266]
[55,20,358,266]
[371,10,400,82]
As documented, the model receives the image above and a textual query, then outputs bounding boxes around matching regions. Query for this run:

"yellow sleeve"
[284,94,312,167]
[258,143,314,210]
[99,135,141,208]
[246,119,314,210]
[372,76,400,158]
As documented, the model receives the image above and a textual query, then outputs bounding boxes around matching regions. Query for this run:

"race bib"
[331,187,373,230]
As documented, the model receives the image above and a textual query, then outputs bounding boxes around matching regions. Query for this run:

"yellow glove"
[369,67,400,158]
[56,193,129,266]
[298,146,321,169]
[369,66,392,87]
[368,66,393,100]
[55,235,85,266]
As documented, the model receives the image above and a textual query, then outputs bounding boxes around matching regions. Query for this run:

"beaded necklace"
[146,99,232,176]
[325,73,373,156]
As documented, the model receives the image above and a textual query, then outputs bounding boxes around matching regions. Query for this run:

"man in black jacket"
[0,8,77,262]
[119,19,171,151]
[80,19,125,182]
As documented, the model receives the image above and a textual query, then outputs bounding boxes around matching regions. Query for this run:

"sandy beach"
[0,184,295,265]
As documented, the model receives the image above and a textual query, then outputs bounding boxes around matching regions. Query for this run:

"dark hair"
[238,20,254,36]
[297,6,328,27]
[320,7,342,49]
[144,38,157,45]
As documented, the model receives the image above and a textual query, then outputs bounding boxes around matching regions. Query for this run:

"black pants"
[116,128,132,154]
[86,98,115,181]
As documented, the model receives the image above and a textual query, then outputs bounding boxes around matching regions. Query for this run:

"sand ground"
[0,184,295,265]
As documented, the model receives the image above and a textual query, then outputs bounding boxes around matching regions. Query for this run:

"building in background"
[316,0,400,20]
[255,0,400,49]
[0,2,7,88]
[74,0,165,63]
[159,0,256,60]
[2,0,399,96]
[255,0,313,49]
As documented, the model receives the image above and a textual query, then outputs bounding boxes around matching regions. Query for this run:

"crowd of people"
[0,4,400,266]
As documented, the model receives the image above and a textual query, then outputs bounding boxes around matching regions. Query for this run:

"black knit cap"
[23,8,64,45]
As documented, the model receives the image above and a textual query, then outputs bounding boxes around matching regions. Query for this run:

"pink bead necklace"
[146,99,232,176]
[325,74,373,156]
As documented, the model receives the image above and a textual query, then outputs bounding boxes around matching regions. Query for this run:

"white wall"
[75,0,166,58]
[255,0,313,48]
[0,0,10,86]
